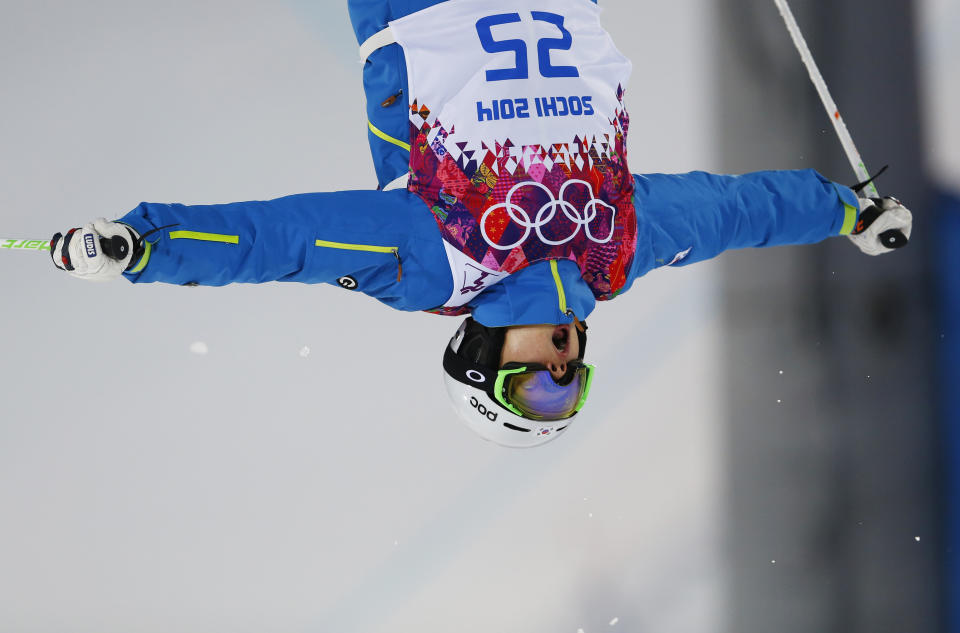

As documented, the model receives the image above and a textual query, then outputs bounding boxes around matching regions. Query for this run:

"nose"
[548,362,567,381]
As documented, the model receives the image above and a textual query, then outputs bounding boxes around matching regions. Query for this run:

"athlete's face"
[500,323,581,381]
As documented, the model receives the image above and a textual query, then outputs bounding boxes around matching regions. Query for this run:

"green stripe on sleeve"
[840,202,858,235]
[129,240,152,273]
[169,231,239,244]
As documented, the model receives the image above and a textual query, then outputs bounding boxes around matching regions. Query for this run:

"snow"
[0,2,725,633]
[189,341,209,356]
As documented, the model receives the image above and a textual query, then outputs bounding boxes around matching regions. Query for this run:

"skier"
[48,0,913,447]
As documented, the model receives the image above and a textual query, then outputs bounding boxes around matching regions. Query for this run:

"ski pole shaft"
[2,235,129,258]
[1,238,50,253]
[771,0,879,198]
[773,0,907,248]
[2,235,135,265]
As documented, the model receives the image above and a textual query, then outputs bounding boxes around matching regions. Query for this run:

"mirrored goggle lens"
[503,366,590,421]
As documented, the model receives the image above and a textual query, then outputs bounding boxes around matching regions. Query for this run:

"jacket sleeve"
[631,169,859,275]
[117,188,451,311]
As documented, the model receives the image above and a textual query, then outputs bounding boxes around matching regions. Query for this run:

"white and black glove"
[50,218,141,281]
[848,197,913,256]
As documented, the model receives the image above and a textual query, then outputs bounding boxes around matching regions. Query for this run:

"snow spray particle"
[189,341,208,356]
[609,617,619,626]
[299,346,311,358]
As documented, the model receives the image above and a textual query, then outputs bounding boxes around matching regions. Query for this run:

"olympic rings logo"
[480,180,616,250]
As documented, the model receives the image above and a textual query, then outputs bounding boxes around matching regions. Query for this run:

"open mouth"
[551,326,569,353]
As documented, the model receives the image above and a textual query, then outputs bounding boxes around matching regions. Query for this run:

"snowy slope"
[919,0,960,188]
[0,2,721,632]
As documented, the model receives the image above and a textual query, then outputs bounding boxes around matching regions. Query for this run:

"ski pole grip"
[99,235,130,260]
[879,229,908,249]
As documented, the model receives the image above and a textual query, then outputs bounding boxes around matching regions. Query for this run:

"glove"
[50,218,141,281]
[847,197,913,256]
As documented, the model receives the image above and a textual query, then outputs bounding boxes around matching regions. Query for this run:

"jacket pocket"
[315,239,403,282]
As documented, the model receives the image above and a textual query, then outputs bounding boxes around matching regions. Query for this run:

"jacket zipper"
[367,120,411,152]
[549,260,584,332]
[169,230,239,244]
[315,239,403,282]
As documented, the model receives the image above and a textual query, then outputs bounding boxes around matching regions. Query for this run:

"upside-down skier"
[48,0,913,447]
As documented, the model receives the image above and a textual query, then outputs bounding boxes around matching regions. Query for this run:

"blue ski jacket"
[117,0,861,327]
[119,170,859,327]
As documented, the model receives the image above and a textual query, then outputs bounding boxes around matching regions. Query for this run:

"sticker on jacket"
[442,240,507,307]
[668,247,692,266]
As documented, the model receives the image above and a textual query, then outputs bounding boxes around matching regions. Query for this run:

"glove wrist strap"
[853,202,882,235]
[124,227,145,272]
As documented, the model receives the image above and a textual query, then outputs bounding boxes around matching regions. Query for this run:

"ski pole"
[2,234,130,259]
[771,0,907,247]
[1,238,50,252]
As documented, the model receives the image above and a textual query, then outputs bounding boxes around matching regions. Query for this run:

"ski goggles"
[493,362,595,421]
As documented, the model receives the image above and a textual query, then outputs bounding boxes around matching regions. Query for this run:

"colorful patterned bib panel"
[390,0,636,309]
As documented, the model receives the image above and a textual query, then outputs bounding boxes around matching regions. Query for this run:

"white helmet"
[442,318,592,448]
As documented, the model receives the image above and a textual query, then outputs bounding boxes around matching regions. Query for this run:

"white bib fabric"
[390,0,631,153]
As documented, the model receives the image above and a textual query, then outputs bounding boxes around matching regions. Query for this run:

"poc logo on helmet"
[469,396,498,422]
[83,234,97,258]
